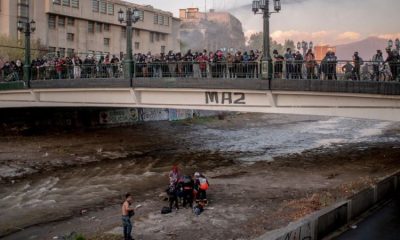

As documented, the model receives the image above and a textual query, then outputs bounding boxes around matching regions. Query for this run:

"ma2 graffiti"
[205,92,246,105]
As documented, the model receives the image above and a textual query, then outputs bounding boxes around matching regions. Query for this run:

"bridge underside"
[1,86,400,121]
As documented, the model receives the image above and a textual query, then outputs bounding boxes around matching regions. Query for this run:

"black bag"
[161,206,172,214]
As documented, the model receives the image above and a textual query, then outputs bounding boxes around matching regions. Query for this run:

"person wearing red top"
[196,53,208,78]
[55,58,65,79]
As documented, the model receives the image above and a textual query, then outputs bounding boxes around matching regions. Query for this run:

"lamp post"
[252,0,281,80]
[297,41,313,56]
[17,19,36,87]
[118,8,141,87]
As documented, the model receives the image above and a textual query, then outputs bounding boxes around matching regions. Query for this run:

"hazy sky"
[129,0,400,45]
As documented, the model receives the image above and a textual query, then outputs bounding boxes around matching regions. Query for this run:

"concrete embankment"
[256,171,400,240]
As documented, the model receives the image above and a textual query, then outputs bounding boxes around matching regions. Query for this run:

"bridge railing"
[30,63,124,80]
[133,61,261,79]
[272,60,400,82]
[1,60,400,93]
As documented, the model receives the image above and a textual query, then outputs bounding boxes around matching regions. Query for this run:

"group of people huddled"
[273,47,400,81]
[167,165,209,215]
[120,166,210,240]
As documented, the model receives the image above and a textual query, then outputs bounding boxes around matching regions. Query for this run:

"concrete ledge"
[255,170,400,240]
[31,78,130,89]
[0,81,26,91]
[271,79,400,95]
[29,78,269,90]
[350,188,375,219]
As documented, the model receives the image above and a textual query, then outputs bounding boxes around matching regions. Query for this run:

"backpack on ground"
[161,206,172,214]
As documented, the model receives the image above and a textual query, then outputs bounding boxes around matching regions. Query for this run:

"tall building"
[0,0,181,58]
[179,8,246,52]
[314,45,337,61]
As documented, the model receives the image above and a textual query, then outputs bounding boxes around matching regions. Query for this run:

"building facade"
[179,8,246,52]
[0,0,181,58]
[314,45,337,61]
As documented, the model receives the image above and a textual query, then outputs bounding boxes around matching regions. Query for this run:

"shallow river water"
[0,114,399,237]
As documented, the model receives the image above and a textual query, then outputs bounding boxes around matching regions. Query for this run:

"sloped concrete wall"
[256,171,400,240]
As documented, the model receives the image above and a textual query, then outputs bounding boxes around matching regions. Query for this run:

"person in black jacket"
[386,48,400,80]
[182,175,194,208]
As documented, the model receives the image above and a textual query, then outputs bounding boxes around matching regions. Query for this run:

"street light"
[252,0,281,80]
[297,40,313,56]
[17,19,36,87]
[388,39,393,49]
[118,8,141,86]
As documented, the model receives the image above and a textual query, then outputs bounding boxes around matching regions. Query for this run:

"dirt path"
[4,142,400,240]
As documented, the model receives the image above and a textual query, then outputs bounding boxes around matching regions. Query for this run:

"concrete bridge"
[1,78,400,121]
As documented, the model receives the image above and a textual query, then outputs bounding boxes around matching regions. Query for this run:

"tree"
[0,35,47,62]
[246,32,295,54]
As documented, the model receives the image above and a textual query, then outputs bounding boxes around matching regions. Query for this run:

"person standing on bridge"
[305,49,316,79]
[372,50,384,81]
[284,48,294,79]
[386,49,400,81]
[353,52,363,80]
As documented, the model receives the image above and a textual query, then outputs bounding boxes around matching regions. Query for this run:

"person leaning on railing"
[273,50,284,79]
[352,52,363,81]
[386,48,400,81]
[372,50,384,81]
[305,49,316,79]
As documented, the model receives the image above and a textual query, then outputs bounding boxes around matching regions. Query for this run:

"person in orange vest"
[194,172,209,204]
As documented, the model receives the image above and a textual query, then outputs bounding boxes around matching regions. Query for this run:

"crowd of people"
[273,47,400,81]
[1,48,400,82]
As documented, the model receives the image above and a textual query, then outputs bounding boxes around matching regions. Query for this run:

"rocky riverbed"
[1,113,399,239]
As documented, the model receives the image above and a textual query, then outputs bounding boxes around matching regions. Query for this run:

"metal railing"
[30,63,124,80]
[273,60,400,82]
[133,61,261,79]
[16,60,398,81]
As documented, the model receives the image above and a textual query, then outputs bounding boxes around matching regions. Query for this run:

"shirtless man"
[122,193,135,240]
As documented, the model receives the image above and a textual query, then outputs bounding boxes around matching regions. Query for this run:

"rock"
[80,209,88,215]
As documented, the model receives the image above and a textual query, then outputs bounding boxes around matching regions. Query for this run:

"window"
[58,16,65,27]
[104,38,110,47]
[161,34,166,41]
[161,46,165,54]
[48,15,56,29]
[135,29,140,37]
[153,14,158,24]
[104,23,110,31]
[158,15,163,25]
[53,0,61,5]
[59,48,66,57]
[155,33,160,42]
[96,22,102,32]
[67,48,75,57]
[62,0,70,6]
[67,33,74,41]
[121,27,126,38]
[71,0,79,8]
[92,0,99,12]
[150,32,154,43]
[134,42,140,50]
[138,10,144,21]
[49,47,56,53]
[67,17,75,26]
[164,16,169,26]
[100,1,106,13]
[107,3,114,15]
[88,21,94,33]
